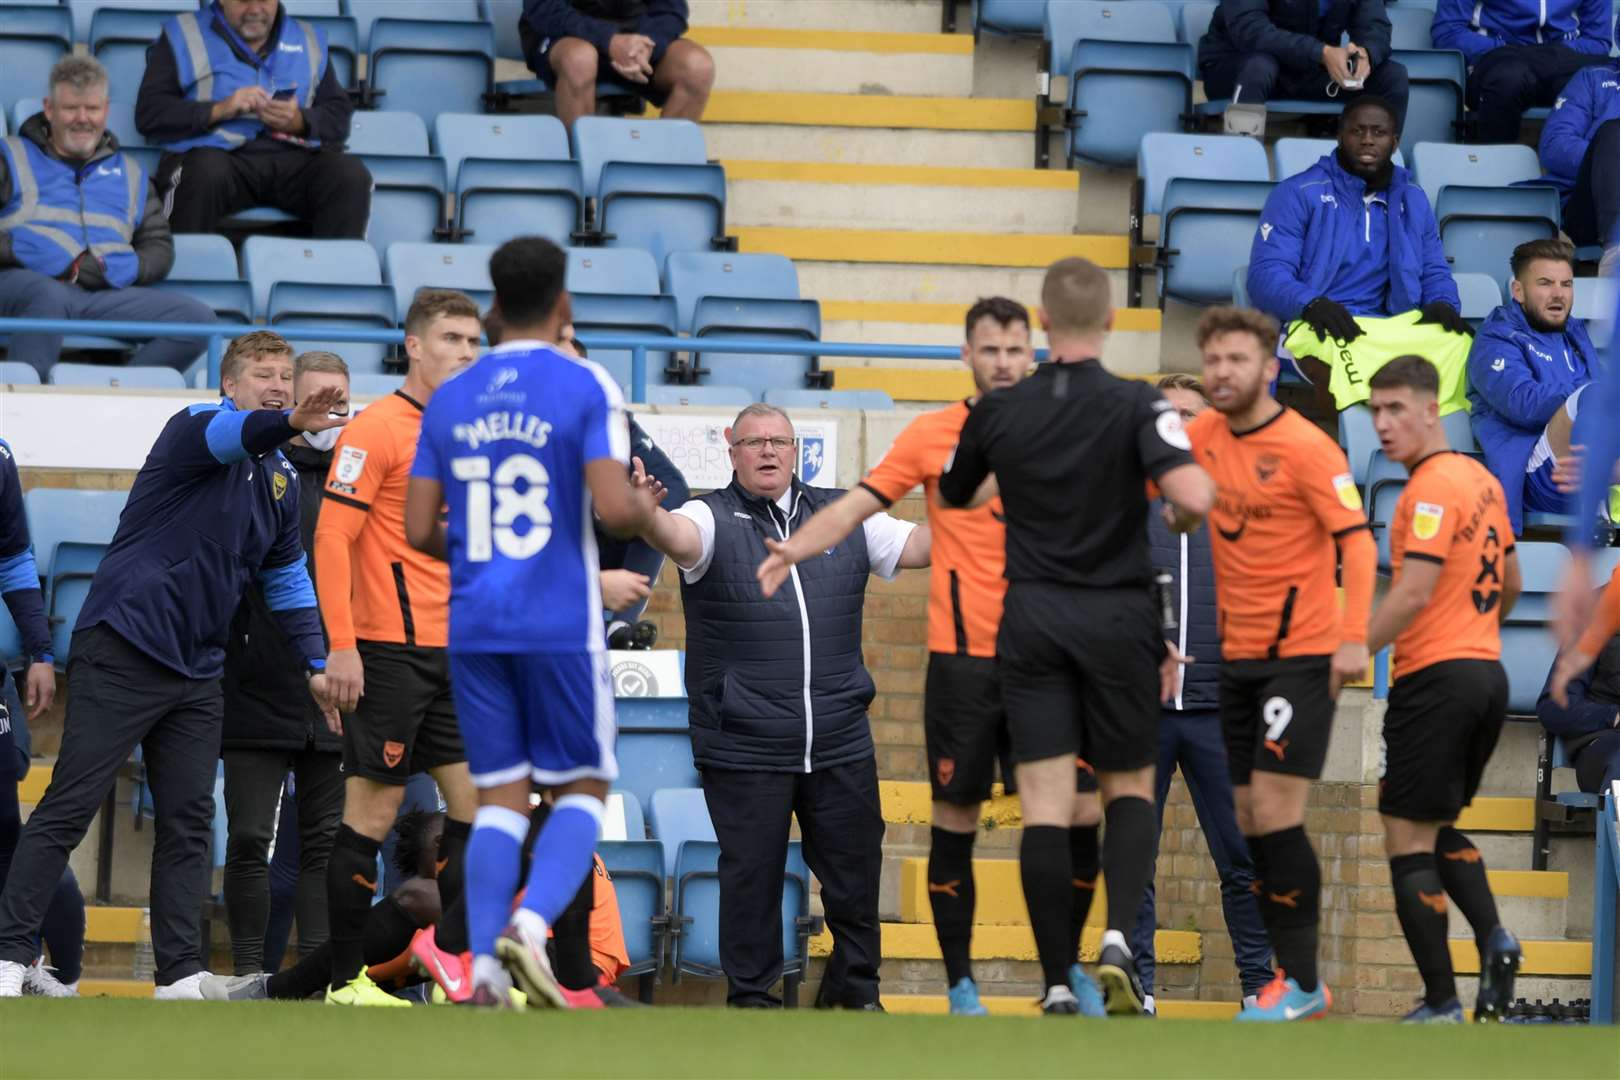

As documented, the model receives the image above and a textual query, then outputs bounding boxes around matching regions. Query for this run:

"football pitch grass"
[5,1000,1618,1079]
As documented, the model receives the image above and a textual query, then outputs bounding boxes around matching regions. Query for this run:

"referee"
[939,257,1214,1016]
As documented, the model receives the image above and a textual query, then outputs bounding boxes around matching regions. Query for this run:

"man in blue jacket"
[520,0,715,129]
[0,330,347,1001]
[1198,0,1409,134]
[1432,0,1613,143]
[1467,240,1600,536]
[1539,59,1620,276]
[1539,630,1620,795]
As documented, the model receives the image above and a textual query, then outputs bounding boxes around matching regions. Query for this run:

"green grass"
[4,1000,1618,1079]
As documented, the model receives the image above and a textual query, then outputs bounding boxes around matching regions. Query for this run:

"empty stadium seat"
[665,252,801,331]
[1455,271,1503,326]
[596,839,669,987]
[47,363,187,390]
[571,117,728,262]
[88,7,178,104]
[1365,449,1408,570]
[347,110,431,156]
[1134,132,1272,306]
[367,17,494,126]
[384,242,495,322]
[763,388,896,411]
[1506,541,1570,627]
[267,281,396,374]
[1573,276,1616,349]
[346,0,484,46]
[1046,0,1193,168]
[616,734,699,826]
[1440,409,1477,451]
[0,361,41,385]
[356,155,449,259]
[433,114,583,247]
[1391,48,1466,148]
[665,253,821,398]
[1410,143,1560,296]
[565,247,661,297]
[975,0,1048,37]
[570,292,678,391]
[25,487,128,664]
[150,234,254,324]
[242,237,382,319]
[299,13,360,88]
[644,385,755,408]
[648,788,715,878]
[1387,3,1434,47]
[1338,404,1378,489]
[0,5,72,113]
[66,0,183,43]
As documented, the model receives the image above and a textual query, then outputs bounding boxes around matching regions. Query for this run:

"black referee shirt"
[938,359,1194,589]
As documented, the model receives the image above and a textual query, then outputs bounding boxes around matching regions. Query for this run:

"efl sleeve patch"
[1412,501,1445,541]
[1332,472,1362,511]
[332,445,368,486]
[1155,409,1191,451]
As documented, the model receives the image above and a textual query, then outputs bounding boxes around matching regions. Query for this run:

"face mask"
[301,426,341,453]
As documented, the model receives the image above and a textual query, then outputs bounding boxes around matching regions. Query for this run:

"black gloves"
[1301,296,1363,344]
[1417,300,1475,337]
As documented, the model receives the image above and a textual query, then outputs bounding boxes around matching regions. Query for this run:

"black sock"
[1102,798,1155,934]
[325,824,380,988]
[1245,836,1277,971]
[1068,825,1100,963]
[432,817,471,954]
[362,894,424,968]
[1435,827,1500,956]
[552,861,598,991]
[1390,852,1456,1007]
[928,827,977,987]
[1257,826,1321,992]
[1019,825,1073,990]
[267,942,332,1000]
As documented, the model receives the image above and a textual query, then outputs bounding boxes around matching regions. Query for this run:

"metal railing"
[0,318,1050,402]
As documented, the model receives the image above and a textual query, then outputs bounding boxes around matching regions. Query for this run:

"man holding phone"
[136,0,371,239]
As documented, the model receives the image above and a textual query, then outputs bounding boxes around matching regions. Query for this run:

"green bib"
[1283,310,1472,416]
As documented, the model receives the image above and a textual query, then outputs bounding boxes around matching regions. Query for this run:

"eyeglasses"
[731,436,796,452]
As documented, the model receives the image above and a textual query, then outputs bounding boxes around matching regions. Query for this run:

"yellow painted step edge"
[724,160,1077,191]
[822,300,1160,332]
[86,906,144,944]
[1454,797,1535,833]
[78,978,151,998]
[1451,938,1590,977]
[833,369,975,402]
[885,995,1239,1019]
[688,25,974,56]
[685,91,1035,131]
[18,764,51,806]
[811,923,1202,965]
[736,227,1129,269]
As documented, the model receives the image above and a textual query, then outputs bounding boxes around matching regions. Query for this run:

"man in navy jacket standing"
[0,330,346,1001]
[1432,0,1612,143]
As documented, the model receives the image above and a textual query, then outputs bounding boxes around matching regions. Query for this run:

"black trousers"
[222,746,343,974]
[0,626,223,985]
[1467,45,1611,144]
[1564,119,1620,249]
[1201,51,1410,132]
[160,144,372,239]
[701,755,885,1007]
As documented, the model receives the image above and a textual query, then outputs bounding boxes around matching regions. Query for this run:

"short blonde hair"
[1040,257,1112,337]
[1194,306,1280,356]
[221,331,294,383]
[294,350,349,379]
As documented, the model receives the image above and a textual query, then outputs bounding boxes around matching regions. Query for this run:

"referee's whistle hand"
[326,648,365,712]
[758,540,794,598]
[289,385,352,433]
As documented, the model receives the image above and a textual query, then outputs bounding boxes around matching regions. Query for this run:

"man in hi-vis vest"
[0,57,214,378]
[136,0,370,239]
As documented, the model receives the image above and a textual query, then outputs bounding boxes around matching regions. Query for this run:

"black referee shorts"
[996,582,1162,773]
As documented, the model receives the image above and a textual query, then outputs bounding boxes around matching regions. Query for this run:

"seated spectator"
[1537,630,1620,796]
[519,0,715,129]
[1431,0,1613,144]
[1467,240,1600,535]
[135,0,370,239]
[1248,96,1473,413]
[1539,59,1620,276]
[1197,0,1409,135]
[0,59,214,378]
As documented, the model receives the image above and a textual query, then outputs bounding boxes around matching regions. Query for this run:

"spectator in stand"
[1431,0,1613,144]
[1129,375,1273,1017]
[519,0,715,129]
[1197,0,1409,136]
[0,58,213,378]
[1539,627,1620,796]
[1466,240,1600,536]
[1248,96,1472,414]
[1539,59,1620,277]
[136,0,370,239]
[219,351,350,976]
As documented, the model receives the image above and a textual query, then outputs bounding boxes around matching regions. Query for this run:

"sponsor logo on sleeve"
[1260,222,1274,242]
[334,445,368,485]
[1412,501,1444,541]
[1491,357,1506,372]
[1155,409,1191,451]
[1332,472,1362,511]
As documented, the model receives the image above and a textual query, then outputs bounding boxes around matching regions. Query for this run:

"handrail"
[0,318,1051,403]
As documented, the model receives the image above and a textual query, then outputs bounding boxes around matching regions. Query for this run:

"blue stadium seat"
[609,790,647,840]
[0,6,71,113]
[25,487,128,665]
[763,388,896,411]
[1182,1,1342,118]
[367,17,493,125]
[1388,3,1434,47]
[644,385,755,408]
[1134,132,1272,306]
[1502,623,1557,715]
[47,362,186,389]
[618,738,700,833]
[596,839,669,984]
[89,7,180,104]
[597,159,728,267]
[975,0,1047,37]
[1271,137,1406,179]
[1505,541,1570,627]
[349,373,405,397]
[1365,449,1408,570]
[690,297,822,401]
[1411,143,1560,295]
[152,233,253,324]
[384,242,495,322]
[299,14,359,87]
[356,155,449,259]
[67,0,182,45]
[669,838,812,988]
[1338,403,1378,489]
[347,110,430,156]
[647,788,714,878]
[347,0,484,47]
[1455,271,1503,326]
[571,114,715,192]
[614,694,690,731]
[1046,1,1193,167]
[1391,48,1466,148]
[570,292,678,391]
[1178,0,1214,41]
[1574,276,1616,349]
[433,113,581,246]
[242,236,382,319]
[0,362,41,385]
[1441,409,1478,452]
[267,281,396,374]
[433,112,569,180]
[565,246,661,296]
[665,251,800,331]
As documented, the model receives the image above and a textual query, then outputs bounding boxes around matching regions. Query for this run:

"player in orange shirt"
[756,298,1108,1016]
[1186,307,1376,1022]
[1364,356,1525,1024]
[312,289,483,1007]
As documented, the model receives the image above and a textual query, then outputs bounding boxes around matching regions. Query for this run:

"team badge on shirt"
[334,445,368,485]
[1332,472,1362,511]
[1412,501,1444,541]
[272,471,288,500]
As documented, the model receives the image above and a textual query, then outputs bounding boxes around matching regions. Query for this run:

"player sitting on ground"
[1364,355,1525,1024]
[405,236,655,1008]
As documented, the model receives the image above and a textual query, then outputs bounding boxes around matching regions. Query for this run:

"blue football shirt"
[412,341,630,653]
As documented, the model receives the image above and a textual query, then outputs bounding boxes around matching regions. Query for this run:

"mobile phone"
[1344,52,1364,89]
[272,86,297,101]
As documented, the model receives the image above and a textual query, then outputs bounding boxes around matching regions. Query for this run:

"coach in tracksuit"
[0,331,346,1000]
[1432,0,1613,143]
[1538,59,1620,273]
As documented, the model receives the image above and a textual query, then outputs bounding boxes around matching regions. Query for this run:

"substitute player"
[404,236,655,1008]
[1364,355,1524,1023]
[757,298,1106,1016]
[313,290,483,1006]
[1186,307,1376,1022]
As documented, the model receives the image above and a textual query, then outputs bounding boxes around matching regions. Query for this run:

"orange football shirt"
[1388,452,1514,677]
[1187,406,1371,660]
[860,401,1006,657]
